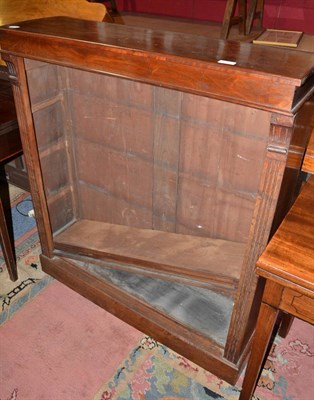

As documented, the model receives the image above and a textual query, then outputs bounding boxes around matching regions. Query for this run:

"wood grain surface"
[2,17,313,385]
[1,17,314,114]
[257,176,314,293]
[54,219,245,288]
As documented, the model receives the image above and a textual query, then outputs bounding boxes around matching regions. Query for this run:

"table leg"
[0,166,17,281]
[239,302,279,400]
[278,313,294,338]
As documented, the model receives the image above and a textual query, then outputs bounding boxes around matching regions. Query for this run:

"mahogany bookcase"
[0,17,313,384]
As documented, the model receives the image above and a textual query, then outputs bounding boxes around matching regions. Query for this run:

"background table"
[239,175,314,399]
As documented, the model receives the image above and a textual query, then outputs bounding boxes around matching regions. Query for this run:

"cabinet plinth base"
[41,253,244,385]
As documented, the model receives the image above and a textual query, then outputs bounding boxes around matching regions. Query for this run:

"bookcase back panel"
[25,60,271,244]
[69,68,270,243]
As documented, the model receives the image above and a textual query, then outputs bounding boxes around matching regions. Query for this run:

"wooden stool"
[246,0,264,35]
[221,0,247,39]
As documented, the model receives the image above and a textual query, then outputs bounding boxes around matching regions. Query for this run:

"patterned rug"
[94,318,314,400]
[1,186,313,400]
[0,280,143,400]
[0,185,51,324]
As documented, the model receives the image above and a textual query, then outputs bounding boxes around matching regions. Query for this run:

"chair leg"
[109,0,118,13]
[247,0,264,34]
[0,165,17,281]
[255,0,265,29]
[221,0,237,39]
[221,0,247,39]
[238,0,247,35]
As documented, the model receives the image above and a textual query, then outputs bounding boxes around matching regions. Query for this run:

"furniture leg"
[109,0,117,13]
[0,165,17,281]
[278,313,294,338]
[238,0,247,35]
[239,302,279,400]
[221,0,247,39]
[221,0,236,39]
[246,0,264,34]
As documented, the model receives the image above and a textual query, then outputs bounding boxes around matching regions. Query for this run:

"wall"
[115,0,314,34]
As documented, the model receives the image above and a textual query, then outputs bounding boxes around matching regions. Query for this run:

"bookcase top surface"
[1,17,313,114]
[1,17,313,82]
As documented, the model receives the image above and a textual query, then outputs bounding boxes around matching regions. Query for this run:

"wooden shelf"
[54,219,245,291]
[70,255,234,346]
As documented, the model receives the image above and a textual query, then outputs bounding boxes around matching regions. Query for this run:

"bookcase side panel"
[3,55,54,256]
[225,121,295,363]
[24,60,78,234]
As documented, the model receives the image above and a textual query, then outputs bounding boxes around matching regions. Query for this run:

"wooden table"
[0,0,110,282]
[239,175,314,399]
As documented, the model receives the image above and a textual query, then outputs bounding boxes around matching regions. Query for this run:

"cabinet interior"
[25,58,270,347]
